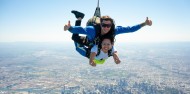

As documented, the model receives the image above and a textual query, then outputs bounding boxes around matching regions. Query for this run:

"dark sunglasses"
[101,23,112,28]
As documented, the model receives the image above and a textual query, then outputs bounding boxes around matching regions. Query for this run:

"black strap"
[96,47,101,56]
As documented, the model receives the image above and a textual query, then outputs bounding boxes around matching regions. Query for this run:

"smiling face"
[101,20,112,35]
[101,38,113,53]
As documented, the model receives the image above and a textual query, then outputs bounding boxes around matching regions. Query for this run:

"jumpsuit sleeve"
[69,26,96,41]
[115,24,141,35]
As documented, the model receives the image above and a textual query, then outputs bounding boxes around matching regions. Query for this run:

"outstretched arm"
[64,20,96,37]
[113,51,121,64]
[89,52,96,67]
[115,17,152,35]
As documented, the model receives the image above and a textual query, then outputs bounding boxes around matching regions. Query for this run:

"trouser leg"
[71,20,86,45]
[74,42,87,57]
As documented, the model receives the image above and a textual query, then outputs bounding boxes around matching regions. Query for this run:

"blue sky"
[0,0,190,42]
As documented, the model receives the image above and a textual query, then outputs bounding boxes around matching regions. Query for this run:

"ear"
[112,42,114,45]
[111,43,114,46]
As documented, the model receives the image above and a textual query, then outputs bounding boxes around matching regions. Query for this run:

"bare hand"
[89,61,96,67]
[145,17,152,26]
[64,21,71,31]
[115,59,121,64]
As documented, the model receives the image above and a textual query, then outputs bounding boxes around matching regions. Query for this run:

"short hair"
[100,15,115,25]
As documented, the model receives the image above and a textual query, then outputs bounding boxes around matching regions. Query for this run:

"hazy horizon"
[0,42,190,93]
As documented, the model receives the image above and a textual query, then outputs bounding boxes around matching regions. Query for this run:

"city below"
[0,42,189,93]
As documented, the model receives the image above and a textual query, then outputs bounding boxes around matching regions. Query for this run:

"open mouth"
[104,47,108,50]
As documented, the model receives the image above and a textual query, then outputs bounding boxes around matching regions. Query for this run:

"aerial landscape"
[0,42,189,93]
[1,0,190,93]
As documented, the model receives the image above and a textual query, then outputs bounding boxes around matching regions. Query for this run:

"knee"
[71,35,75,41]
[72,34,78,41]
